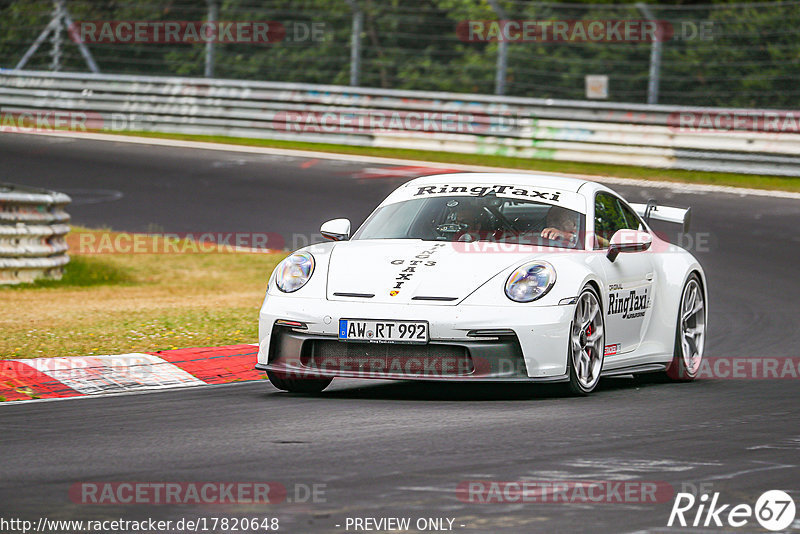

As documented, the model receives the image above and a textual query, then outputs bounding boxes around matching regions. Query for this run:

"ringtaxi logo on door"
[668,490,795,531]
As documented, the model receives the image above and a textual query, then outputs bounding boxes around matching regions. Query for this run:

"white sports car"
[256,173,707,395]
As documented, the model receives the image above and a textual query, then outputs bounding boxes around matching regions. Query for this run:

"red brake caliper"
[585,324,593,355]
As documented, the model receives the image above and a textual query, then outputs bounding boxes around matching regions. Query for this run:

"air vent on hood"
[411,296,459,301]
[333,292,375,298]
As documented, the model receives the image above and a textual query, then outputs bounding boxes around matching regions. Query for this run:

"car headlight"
[505,261,556,302]
[275,252,315,293]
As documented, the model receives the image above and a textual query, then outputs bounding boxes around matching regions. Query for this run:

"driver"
[541,206,578,244]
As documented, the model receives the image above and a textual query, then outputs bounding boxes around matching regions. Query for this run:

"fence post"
[16,17,60,71]
[205,0,218,78]
[16,0,100,73]
[637,3,662,105]
[345,0,363,86]
[57,0,100,73]
[487,0,508,95]
[50,0,63,71]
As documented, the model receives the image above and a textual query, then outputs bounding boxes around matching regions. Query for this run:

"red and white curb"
[0,344,262,403]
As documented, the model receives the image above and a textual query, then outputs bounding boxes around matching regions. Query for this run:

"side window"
[617,200,643,231]
[594,193,636,249]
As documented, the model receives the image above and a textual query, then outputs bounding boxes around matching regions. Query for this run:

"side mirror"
[607,229,652,262]
[320,218,351,241]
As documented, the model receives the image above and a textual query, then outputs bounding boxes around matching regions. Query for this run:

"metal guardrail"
[1,70,800,176]
[0,183,70,284]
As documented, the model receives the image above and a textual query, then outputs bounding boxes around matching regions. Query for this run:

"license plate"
[338,319,428,344]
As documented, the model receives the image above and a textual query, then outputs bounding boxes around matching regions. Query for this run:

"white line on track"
[22,131,800,200]
[0,379,259,407]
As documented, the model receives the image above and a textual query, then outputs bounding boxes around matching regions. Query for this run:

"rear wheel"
[266,371,332,393]
[567,286,605,395]
[665,274,706,381]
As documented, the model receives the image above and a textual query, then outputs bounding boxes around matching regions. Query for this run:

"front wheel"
[665,274,706,381]
[266,371,332,393]
[567,286,605,395]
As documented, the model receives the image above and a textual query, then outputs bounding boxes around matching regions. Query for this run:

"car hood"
[326,239,539,305]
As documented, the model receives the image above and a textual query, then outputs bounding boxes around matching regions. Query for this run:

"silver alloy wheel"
[679,279,705,376]
[570,290,605,390]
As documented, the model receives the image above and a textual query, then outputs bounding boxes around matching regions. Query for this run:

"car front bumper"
[258,295,574,381]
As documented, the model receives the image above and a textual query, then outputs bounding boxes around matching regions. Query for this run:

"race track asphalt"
[1,133,799,533]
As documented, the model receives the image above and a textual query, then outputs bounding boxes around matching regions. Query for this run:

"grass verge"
[0,227,285,359]
[119,131,800,193]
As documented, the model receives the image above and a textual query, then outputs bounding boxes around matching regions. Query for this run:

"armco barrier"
[0,183,70,284]
[1,70,800,176]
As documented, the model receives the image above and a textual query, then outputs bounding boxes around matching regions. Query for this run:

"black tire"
[566,285,605,396]
[266,370,332,393]
[665,273,705,382]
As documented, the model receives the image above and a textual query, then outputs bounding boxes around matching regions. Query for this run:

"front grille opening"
[302,340,474,376]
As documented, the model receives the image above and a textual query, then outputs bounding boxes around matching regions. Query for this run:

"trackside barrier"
[0,183,70,284]
[1,70,800,176]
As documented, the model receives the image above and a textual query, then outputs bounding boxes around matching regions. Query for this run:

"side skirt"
[601,363,668,377]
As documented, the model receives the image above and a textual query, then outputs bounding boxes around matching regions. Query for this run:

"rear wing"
[630,200,691,233]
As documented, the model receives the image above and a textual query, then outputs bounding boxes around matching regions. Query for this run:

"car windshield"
[351,196,585,249]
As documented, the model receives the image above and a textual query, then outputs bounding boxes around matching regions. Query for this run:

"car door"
[593,192,655,358]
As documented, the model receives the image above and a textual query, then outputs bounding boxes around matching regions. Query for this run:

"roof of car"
[405,172,592,193]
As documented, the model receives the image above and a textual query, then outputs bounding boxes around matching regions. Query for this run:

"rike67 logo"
[668,490,796,531]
